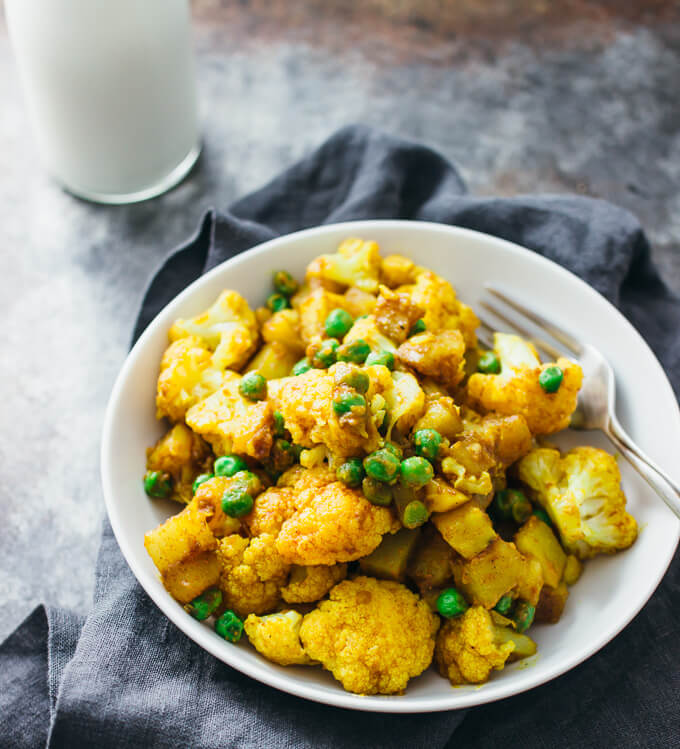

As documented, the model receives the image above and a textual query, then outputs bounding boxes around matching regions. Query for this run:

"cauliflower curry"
[142,239,637,695]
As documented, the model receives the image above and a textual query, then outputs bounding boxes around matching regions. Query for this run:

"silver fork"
[478,284,680,520]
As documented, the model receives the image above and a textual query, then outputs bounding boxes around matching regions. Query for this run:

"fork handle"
[606,416,680,520]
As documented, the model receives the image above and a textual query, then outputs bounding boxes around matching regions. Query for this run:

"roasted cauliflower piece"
[191,476,244,537]
[156,336,227,422]
[435,606,532,685]
[245,485,298,537]
[466,333,583,435]
[281,563,348,603]
[244,610,312,666]
[169,290,259,371]
[297,288,351,344]
[373,285,424,344]
[382,371,426,440]
[276,480,395,565]
[306,238,381,294]
[398,270,479,347]
[397,330,466,389]
[517,446,637,559]
[217,533,290,618]
[299,577,439,694]
[185,377,274,460]
[146,423,212,504]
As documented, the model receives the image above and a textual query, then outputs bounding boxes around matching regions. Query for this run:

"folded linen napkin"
[2,125,678,749]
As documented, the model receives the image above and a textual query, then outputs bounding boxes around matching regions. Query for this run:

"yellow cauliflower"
[299,577,439,694]
[185,377,274,460]
[191,476,244,537]
[435,606,532,685]
[146,423,212,504]
[281,564,348,603]
[461,411,533,469]
[297,288,350,344]
[398,270,479,348]
[246,485,299,537]
[466,333,583,435]
[305,238,381,294]
[169,290,259,371]
[397,330,466,389]
[382,370,426,440]
[276,481,395,566]
[517,446,637,559]
[244,610,312,666]
[217,533,290,618]
[155,336,227,422]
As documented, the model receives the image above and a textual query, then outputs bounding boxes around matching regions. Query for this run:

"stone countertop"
[1,0,679,641]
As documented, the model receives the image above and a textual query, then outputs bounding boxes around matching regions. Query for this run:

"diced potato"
[412,396,463,442]
[359,528,421,581]
[514,557,544,607]
[162,551,222,603]
[144,505,217,575]
[495,626,537,661]
[563,554,583,585]
[454,538,528,609]
[343,287,377,318]
[432,503,497,560]
[424,478,471,514]
[407,526,455,590]
[245,341,299,380]
[380,254,417,288]
[261,309,306,354]
[535,581,569,624]
[514,516,567,588]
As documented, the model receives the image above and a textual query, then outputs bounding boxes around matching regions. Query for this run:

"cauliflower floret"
[267,366,382,458]
[297,288,350,344]
[155,336,228,422]
[435,606,520,685]
[170,290,259,371]
[281,564,348,603]
[185,377,274,460]
[382,371,426,440]
[246,485,298,537]
[373,285,424,344]
[146,423,212,504]
[276,481,395,565]
[299,577,439,694]
[467,333,583,435]
[398,270,479,347]
[191,476,244,537]
[517,446,637,559]
[218,533,290,617]
[306,238,381,294]
[244,610,312,666]
[397,330,466,389]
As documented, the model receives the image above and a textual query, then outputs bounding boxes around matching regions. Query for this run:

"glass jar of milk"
[5,0,200,204]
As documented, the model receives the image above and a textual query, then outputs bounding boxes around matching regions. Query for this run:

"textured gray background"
[1,1,679,641]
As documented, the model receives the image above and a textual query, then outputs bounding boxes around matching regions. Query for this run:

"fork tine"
[478,320,496,349]
[485,284,583,356]
[478,304,565,362]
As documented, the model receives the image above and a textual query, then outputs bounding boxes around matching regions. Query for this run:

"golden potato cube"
[514,516,567,588]
[245,341,299,380]
[432,503,497,560]
[407,526,455,590]
[413,397,463,442]
[162,551,222,604]
[424,477,471,514]
[563,554,583,585]
[515,557,544,607]
[144,505,217,575]
[535,581,570,624]
[455,538,527,609]
[359,528,421,581]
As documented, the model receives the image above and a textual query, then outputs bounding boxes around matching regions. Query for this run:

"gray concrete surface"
[1,1,679,641]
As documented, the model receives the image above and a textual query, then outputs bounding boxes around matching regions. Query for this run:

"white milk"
[5,0,200,203]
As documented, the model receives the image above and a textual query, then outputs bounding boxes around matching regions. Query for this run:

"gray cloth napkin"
[2,125,678,748]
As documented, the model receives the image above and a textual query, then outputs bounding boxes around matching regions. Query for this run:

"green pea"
[400,456,434,488]
[184,588,222,621]
[143,470,172,498]
[365,350,395,370]
[292,357,312,376]
[192,473,214,494]
[273,411,286,437]
[337,339,370,364]
[336,369,370,394]
[324,308,354,339]
[214,455,247,478]
[273,270,298,297]
[539,365,563,393]
[332,392,367,416]
[311,338,339,369]
[336,457,365,488]
[266,293,289,312]
[221,487,254,518]
[436,588,469,618]
[413,429,442,461]
[363,449,401,483]
[408,319,426,337]
[533,507,553,527]
[510,492,533,524]
[214,609,244,642]
[382,442,403,460]
[362,476,393,506]
[239,371,267,401]
[493,488,531,523]
[494,594,514,616]
[401,500,429,529]
[478,351,501,374]
[513,601,536,633]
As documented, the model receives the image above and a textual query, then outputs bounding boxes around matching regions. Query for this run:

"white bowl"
[101,220,680,713]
